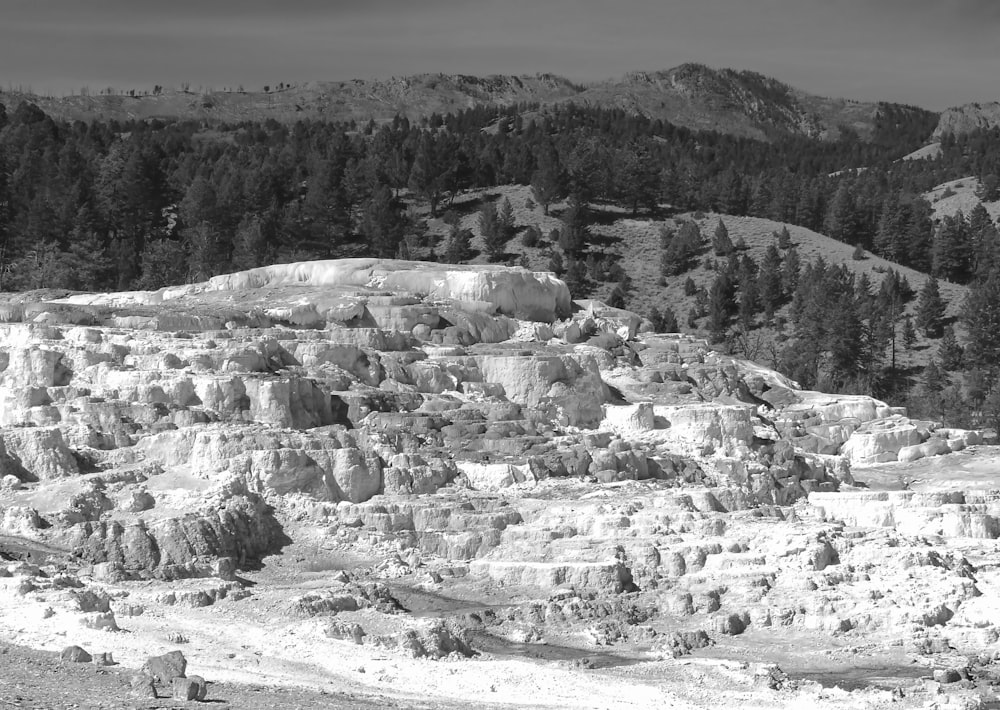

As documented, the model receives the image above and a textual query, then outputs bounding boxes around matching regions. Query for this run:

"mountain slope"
[0,64,937,142]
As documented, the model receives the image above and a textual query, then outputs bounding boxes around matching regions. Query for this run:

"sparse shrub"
[548,250,564,275]
[607,282,628,309]
[649,306,679,333]
[522,225,541,248]
[659,225,675,249]
[684,277,698,296]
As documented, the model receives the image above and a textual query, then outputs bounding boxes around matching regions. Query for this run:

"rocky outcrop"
[69,494,286,575]
[1,259,997,710]
[934,102,1000,139]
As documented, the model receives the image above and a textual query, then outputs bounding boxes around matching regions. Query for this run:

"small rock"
[60,645,92,663]
[42,607,55,619]
[933,668,963,684]
[213,557,237,581]
[754,664,789,690]
[187,675,209,701]
[127,489,155,512]
[92,652,115,666]
[80,611,119,631]
[129,672,157,698]
[325,621,366,645]
[172,677,199,701]
[143,650,187,685]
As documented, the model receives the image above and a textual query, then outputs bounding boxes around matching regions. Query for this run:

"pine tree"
[932,212,972,283]
[661,221,701,277]
[498,197,516,240]
[757,243,783,322]
[558,195,589,257]
[479,202,506,263]
[962,268,1000,373]
[776,225,792,250]
[781,246,800,297]
[905,199,935,272]
[444,226,473,263]
[977,174,1000,202]
[923,358,947,394]
[938,325,964,371]
[874,193,905,262]
[915,277,946,337]
[658,306,679,332]
[824,182,859,244]
[707,271,735,341]
[361,184,405,258]
[408,133,444,216]
[712,218,734,256]
[616,139,660,215]
[530,141,564,215]
[736,255,759,329]
[902,315,917,350]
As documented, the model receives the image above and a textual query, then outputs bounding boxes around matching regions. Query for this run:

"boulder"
[143,650,187,686]
[60,645,92,663]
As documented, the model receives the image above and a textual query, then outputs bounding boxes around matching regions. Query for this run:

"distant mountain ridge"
[0,63,938,142]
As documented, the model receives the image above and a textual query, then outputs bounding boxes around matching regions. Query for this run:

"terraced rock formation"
[0,259,998,708]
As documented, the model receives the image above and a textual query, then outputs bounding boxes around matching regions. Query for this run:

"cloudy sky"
[3,0,998,109]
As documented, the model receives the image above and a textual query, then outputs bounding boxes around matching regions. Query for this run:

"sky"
[2,0,999,110]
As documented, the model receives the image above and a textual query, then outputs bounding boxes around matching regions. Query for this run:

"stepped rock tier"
[0,259,998,708]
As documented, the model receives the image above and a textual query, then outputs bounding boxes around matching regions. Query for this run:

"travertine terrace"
[1,259,998,708]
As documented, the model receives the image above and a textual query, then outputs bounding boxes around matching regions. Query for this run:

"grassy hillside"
[924,176,1000,222]
[413,184,965,380]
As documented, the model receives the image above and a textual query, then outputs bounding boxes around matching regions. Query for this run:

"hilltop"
[0,64,938,142]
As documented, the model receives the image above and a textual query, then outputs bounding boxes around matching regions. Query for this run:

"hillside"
[924,176,1000,222]
[413,185,967,379]
[0,64,937,142]
[429,184,966,319]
